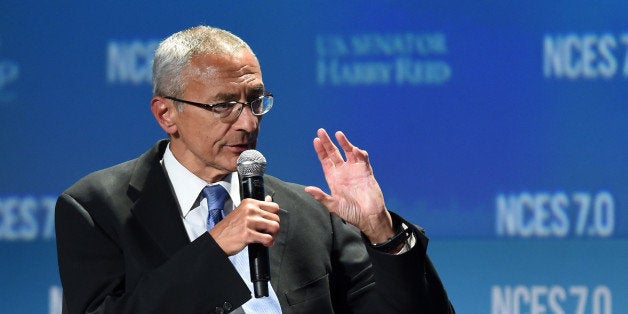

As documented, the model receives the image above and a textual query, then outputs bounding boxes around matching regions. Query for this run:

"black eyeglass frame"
[164,92,273,117]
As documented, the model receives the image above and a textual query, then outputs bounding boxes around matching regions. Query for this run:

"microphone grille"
[237,149,267,177]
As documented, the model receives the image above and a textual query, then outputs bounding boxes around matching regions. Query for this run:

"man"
[55,25,454,313]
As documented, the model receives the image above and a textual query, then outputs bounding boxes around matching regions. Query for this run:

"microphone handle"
[249,243,270,297]
[240,175,270,298]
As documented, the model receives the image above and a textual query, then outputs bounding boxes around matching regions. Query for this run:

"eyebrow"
[213,84,265,102]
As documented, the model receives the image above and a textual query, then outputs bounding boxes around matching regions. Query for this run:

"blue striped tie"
[202,185,228,230]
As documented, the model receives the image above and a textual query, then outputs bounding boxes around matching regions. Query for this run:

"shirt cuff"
[395,223,416,255]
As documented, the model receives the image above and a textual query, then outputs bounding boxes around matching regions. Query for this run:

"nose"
[232,103,258,132]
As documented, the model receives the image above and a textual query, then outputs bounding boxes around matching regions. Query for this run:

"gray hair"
[152,25,254,97]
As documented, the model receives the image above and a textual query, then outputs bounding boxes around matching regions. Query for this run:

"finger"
[251,230,277,247]
[243,197,279,212]
[335,131,367,163]
[304,186,326,201]
[239,199,280,221]
[316,128,344,165]
[312,137,329,166]
[257,205,280,222]
[249,216,280,236]
[304,186,336,213]
[247,217,280,247]
[335,131,356,163]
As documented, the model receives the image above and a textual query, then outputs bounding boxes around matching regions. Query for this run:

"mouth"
[225,143,250,153]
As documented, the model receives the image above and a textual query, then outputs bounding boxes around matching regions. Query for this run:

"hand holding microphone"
[237,149,272,298]
[206,150,279,298]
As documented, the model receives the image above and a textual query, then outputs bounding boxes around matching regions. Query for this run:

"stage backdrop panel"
[0,2,626,313]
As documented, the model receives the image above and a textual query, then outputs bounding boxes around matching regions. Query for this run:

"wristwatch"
[370,217,413,253]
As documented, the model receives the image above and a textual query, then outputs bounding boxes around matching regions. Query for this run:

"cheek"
[181,111,218,134]
[199,123,232,150]
[178,115,219,146]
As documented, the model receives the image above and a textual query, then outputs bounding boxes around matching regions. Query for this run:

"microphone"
[237,149,270,298]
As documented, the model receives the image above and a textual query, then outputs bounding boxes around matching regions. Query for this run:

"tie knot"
[202,185,228,211]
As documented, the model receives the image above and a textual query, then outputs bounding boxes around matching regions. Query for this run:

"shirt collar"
[162,143,240,217]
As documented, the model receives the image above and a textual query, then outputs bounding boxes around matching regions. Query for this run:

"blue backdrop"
[1,1,626,313]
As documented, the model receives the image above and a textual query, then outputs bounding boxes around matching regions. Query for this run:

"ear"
[151,96,178,135]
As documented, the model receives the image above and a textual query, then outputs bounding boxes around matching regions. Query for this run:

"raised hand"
[304,128,395,244]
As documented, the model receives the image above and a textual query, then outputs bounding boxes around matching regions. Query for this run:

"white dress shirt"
[162,144,282,313]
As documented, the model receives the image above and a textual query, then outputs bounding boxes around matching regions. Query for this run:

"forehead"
[185,51,262,88]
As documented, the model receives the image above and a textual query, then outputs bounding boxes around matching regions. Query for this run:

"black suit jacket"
[55,140,454,313]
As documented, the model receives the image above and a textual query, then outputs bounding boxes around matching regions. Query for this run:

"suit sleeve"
[330,211,455,313]
[55,193,250,314]
[365,213,455,313]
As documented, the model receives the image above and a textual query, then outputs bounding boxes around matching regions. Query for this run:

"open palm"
[305,129,393,242]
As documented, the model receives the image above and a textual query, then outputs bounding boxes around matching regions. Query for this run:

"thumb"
[305,186,334,208]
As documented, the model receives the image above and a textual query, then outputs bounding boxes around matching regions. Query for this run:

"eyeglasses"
[165,92,273,121]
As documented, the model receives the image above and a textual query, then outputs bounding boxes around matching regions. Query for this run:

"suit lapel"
[129,140,190,258]
[265,181,290,290]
